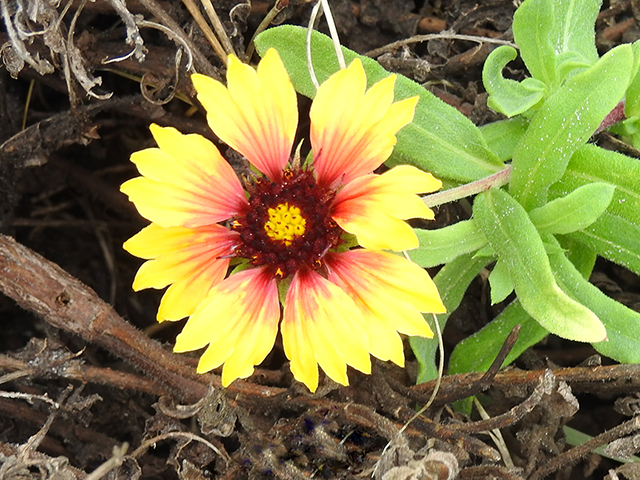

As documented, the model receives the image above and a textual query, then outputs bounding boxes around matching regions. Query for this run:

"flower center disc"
[232,169,343,278]
[264,203,306,246]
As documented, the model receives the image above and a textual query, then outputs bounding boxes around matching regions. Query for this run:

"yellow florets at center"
[264,203,306,246]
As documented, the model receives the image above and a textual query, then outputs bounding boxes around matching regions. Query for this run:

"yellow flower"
[121,49,445,392]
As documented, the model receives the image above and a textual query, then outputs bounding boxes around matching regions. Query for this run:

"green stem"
[422,165,512,208]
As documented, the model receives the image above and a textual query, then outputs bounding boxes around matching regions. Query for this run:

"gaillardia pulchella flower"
[121,48,445,392]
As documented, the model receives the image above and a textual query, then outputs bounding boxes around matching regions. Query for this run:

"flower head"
[121,49,445,392]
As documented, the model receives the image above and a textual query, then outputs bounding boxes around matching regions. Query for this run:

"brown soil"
[1,1,640,479]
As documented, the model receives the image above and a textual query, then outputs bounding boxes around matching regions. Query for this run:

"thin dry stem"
[530,416,640,480]
[130,431,230,463]
[320,0,345,69]
[366,33,517,58]
[137,0,217,76]
[84,444,129,480]
[199,0,236,56]
[246,0,288,59]
[182,0,228,64]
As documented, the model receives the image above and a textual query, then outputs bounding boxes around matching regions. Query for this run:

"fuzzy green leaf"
[483,45,547,117]
[488,260,514,305]
[479,117,529,162]
[624,40,640,117]
[558,236,597,278]
[254,26,504,183]
[548,237,640,363]
[553,144,640,225]
[552,145,640,275]
[513,0,556,86]
[554,52,593,84]
[513,0,600,88]
[409,220,487,268]
[509,44,634,210]
[448,300,548,374]
[549,0,600,69]
[563,214,640,277]
[474,188,606,342]
[528,182,615,235]
[448,236,602,375]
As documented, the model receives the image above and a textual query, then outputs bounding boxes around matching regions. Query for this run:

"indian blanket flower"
[121,48,445,392]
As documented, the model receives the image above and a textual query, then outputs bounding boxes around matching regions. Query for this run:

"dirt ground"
[2,1,640,479]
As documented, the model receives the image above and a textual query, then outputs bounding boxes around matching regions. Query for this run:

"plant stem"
[422,165,512,208]
[595,100,626,134]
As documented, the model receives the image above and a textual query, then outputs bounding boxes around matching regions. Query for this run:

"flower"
[121,48,445,392]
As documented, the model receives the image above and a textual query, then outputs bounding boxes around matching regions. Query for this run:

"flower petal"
[191,49,297,182]
[174,267,280,386]
[124,223,237,321]
[332,165,442,251]
[121,125,247,228]
[326,249,445,331]
[325,250,443,366]
[311,59,418,187]
[282,269,371,392]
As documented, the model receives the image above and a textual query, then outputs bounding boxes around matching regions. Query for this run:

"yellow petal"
[157,272,224,322]
[281,285,319,391]
[282,269,371,392]
[124,222,236,259]
[332,166,441,251]
[378,165,443,195]
[121,125,247,228]
[326,252,435,365]
[327,249,445,323]
[124,223,237,321]
[310,59,418,187]
[173,267,280,387]
[191,49,297,181]
[345,299,406,366]
[345,210,419,251]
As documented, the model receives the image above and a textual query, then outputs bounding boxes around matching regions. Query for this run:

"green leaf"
[409,220,487,268]
[488,260,514,305]
[555,51,594,83]
[448,233,601,376]
[563,213,640,277]
[548,238,640,363]
[513,0,556,86]
[509,44,635,210]
[512,0,600,87]
[625,40,640,117]
[479,117,529,162]
[558,236,597,278]
[483,46,547,117]
[448,300,548,374]
[553,144,640,225]
[552,144,640,273]
[254,25,504,183]
[529,182,615,235]
[410,253,490,383]
[549,0,600,69]
[473,188,606,342]
[474,245,496,258]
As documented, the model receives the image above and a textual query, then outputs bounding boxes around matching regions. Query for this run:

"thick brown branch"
[0,234,207,402]
[413,364,640,404]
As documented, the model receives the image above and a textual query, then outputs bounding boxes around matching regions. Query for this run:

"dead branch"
[0,234,207,402]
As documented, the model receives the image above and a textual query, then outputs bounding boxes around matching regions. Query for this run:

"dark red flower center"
[231,168,343,278]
